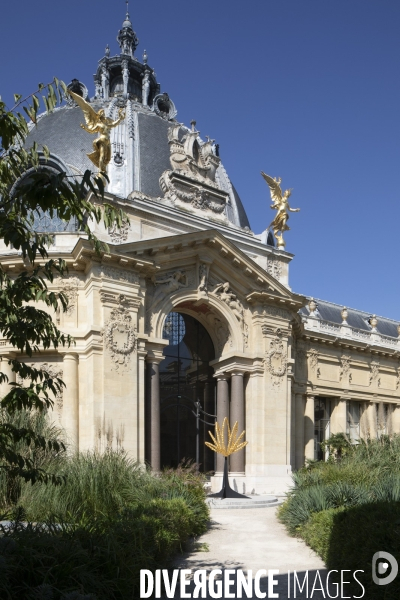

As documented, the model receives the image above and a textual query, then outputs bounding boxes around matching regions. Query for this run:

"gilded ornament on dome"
[261,172,300,250]
[68,90,125,173]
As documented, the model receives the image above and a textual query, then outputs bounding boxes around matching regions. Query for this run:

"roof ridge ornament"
[117,1,139,57]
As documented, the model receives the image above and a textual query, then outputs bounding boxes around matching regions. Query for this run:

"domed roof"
[25,12,251,231]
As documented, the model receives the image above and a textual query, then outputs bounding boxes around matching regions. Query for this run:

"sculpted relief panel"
[211,282,249,349]
[103,295,137,371]
[265,329,287,386]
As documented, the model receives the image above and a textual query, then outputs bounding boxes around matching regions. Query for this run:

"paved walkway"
[168,506,328,599]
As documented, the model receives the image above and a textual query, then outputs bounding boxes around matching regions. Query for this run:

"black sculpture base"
[208,457,250,499]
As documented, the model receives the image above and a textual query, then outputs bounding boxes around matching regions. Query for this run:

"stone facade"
[2,10,400,496]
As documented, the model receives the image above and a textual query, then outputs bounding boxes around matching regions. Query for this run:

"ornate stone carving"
[396,366,400,390]
[126,100,135,139]
[267,260,282,281]
[212,282,243,322]
[42,363,64,413]
[153,93,177,120]
[339,355,351,382]
[160,170,226,214]
[142,70,150,107]
[54,276,80,316]
[308,349,319,374]
[208,315,231,353]
[103,295,137,371]
[265,329,287,385]
[97,266,139,285]
[108,218,130,243]
[198,263,209,297]
[159,122,228,215]
[211,282,249,349]
[153,270,188,306]
[370,361,381,387]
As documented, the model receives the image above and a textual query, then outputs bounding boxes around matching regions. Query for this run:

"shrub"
[0,452,209,599]
[0,498,197,600]
[300,503,400,598]
[300,507,345,563]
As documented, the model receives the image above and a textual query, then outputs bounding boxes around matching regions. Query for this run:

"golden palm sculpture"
[206,417,250,500]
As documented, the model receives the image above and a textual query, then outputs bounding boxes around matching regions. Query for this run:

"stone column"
[366,402,377,439]
[0,354,16,399]
[295,393,305,469]
[137,348,147,463]
[203,381,212,470]
[230,371,245,474]
[391,403,400,435]
[145,358,161,471]
[304,395,315,461]
[62,353,79,449]
[330,397,347,434]
[216,375,229,473]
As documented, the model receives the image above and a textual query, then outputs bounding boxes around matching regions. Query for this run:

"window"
[347,401,360,443]
[314,398,330,460]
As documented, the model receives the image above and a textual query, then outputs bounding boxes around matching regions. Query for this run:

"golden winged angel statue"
[261,171,300,249]
[68,90,125,173]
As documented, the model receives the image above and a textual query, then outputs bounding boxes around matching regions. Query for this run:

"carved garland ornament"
[267,260,282,281]
[339,355,351,381]
[265,330,287,384]
[108,218,130,243]
[159,172,225,214]
[103,295,137,370]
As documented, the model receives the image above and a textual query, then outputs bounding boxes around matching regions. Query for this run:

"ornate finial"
[190,120,197,132]
[105,44,110,57]
[308,298,317,315]
[369,315,378,330]
[341,307,348,323]
[143,49,148,64]
[117,2,139,57]
[261,172,300,250]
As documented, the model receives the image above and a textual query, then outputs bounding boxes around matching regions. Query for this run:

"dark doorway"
[159,312,216,472]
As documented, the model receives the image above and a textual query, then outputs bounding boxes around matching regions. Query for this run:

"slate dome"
[25,11,250,231]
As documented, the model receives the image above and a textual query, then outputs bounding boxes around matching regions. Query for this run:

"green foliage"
[0,80,127,484]
[320,432,353,460]
[280,437,400,599]
[19,452,209,536]
[0,453,209,599]
[300,507,345,563]
[301,503,400,599]
[0,408,65,509]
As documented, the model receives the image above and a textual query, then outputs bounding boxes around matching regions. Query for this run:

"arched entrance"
[159,311,216,471]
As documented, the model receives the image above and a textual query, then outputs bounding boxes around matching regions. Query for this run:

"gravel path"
[164,506,330,599]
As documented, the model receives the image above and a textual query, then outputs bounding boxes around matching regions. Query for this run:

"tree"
[0,79,126,485]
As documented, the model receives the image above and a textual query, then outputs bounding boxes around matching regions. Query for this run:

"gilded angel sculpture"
[68,90,125,173]
[261,171,300,249]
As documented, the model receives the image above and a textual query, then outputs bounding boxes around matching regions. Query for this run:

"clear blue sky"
[1,1,400,320]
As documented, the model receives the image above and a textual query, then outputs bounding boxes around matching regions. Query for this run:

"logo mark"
[372,552,398,586]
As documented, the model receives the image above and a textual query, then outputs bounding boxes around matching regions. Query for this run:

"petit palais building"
[2,11,400,495]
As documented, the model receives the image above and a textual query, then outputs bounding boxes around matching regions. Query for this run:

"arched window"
[159,312,216,471]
